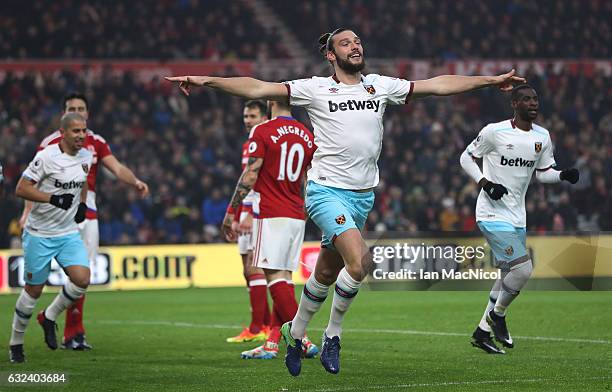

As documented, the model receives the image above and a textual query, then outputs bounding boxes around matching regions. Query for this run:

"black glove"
[482,180,509,201]
[74,202,87,223]
[49,194,75,210]
[560,168,579,184]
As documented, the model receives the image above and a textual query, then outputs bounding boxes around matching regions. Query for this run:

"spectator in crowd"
[274,0,610,59]
[0,63,609,247]
[0,0,289,59]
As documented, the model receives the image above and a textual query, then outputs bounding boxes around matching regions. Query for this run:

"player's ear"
[326,50,336,63]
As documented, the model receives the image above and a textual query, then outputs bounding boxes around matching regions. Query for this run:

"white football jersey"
[22,144,93,237]
[467,119,556,227]
[285,74,413,189]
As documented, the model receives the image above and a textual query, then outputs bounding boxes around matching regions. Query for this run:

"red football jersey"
[39,129,112,192]
[241,140,250,170]
[247,116,316,219]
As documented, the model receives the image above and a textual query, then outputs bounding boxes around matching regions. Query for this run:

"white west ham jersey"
[22,144,93,237]
[285,74,413,189]
[467,119,556,227]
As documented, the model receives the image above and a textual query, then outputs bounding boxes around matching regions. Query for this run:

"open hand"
[489,69,526,91]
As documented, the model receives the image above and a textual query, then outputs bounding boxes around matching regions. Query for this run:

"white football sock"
[45,280,86,321]
[290,275,330,339]
[10,290,38,346]
[325,268,361,338]
[478,278,502,332]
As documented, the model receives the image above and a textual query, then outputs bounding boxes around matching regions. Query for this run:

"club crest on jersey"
[329,87,339,94]
[335,214,346,225]
[535,142,542,153]
[364,85,376,95]
[505,246,514,256]
[82,164,89,174]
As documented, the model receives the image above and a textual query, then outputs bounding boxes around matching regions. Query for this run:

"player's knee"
[314,267,340,286]
[25,284,44,299]
[503,259,533,293]
[71,276,90,289]
[69,270,90,288]
[513,259,533,282]
[345,263,364,282]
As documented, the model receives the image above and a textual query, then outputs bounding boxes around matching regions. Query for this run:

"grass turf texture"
[0,288,610,391]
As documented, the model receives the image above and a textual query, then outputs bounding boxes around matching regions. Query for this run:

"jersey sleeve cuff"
[21,173,39,183]
[284,83,291,99]
[403,81,415,104]
[536,165,554,172]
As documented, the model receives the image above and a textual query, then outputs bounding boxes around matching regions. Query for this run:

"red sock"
[266,299,283,344]
[268,279,298,323]
[263,290,271,327]
[247,274,267,334]
[64,295,85,340]
[270,301,281,329]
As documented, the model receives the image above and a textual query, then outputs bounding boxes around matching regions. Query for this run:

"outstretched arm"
[412,69,525,99]
[101,155,149,198]
[221,157,264,242]
[165,76,288,101]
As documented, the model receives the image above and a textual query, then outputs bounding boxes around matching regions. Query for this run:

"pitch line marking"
[302,376,612,391]
[96,320,611,344]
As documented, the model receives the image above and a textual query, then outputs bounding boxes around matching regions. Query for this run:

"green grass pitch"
[0,287,610,391]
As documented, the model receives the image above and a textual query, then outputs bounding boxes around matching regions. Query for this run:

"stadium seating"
[270,0,611,59]
[0,0,289,59]
[1,1,608,60]
[1,63,609,247]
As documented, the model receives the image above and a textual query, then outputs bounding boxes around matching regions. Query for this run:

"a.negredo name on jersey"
[267,124,315,149]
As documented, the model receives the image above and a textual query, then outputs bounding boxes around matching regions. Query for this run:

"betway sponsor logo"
[328,100,380,113]
[500,155,535,167]
[54,179,85,190]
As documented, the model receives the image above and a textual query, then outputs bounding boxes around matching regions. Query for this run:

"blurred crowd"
[1,1,609,61]
[275,0,610,59]
[0,0,289,60]
[0,64,609,248]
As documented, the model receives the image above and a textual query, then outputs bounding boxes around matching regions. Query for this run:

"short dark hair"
[511,84,535,101]
[318,28,351,55]
[63,93,89,111]
[60,112,86,129]
[244,100,267,117]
